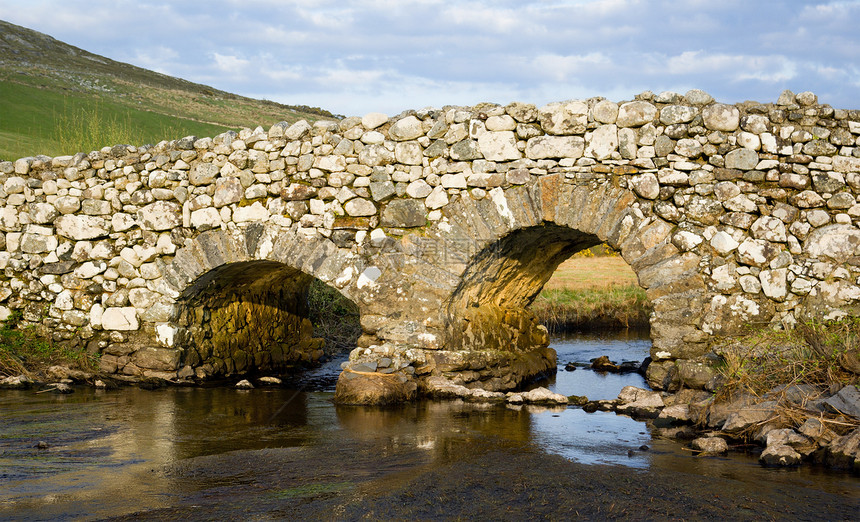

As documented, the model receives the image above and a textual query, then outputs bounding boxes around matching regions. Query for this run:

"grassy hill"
[0,19,340,162]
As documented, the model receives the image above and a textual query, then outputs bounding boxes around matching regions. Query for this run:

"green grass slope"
[0,19,340,161]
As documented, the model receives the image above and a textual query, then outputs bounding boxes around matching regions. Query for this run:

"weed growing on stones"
[0,310,98,377]
[714,318,860,400]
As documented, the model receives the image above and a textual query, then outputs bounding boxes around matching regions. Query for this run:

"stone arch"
[422,175,708,391]
[156,224,363,380]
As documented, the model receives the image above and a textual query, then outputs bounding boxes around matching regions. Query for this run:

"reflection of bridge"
[1,90,859,402]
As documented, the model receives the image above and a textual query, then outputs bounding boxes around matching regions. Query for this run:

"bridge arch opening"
[174,260,359,379]
[444,223,651,390]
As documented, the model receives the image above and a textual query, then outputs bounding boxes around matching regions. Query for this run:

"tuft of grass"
[530,285,651,333]
[0,310,99,378]
[307,279,361,355]
[714,318,860,401]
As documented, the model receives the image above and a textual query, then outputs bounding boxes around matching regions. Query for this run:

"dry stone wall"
[1,88,859,398]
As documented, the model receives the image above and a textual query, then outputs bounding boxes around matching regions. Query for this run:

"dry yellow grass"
[532,256,649,332]
[544,256,639,291]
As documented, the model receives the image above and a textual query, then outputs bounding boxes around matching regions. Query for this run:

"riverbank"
[531,255,651,332]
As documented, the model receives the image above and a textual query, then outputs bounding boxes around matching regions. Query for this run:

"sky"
[1,0,859,117]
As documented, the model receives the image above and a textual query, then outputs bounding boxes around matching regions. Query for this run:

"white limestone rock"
[724,148,759,170]
[425,186,449,209]
[55,215,108,240]
[672,231,703,251]
[631,173,660,200]
[616,101,657,128]
[660,105,698,125]
[525,136,584,160]
[485,115,517,131]
[137,201,182,231]
[477,131,521,161]
[587,124,618,161]
[759,268,788,301]
[361,112,389,130]
[406,179,433,198]
[102,307,139,331]
[592,100,619,124]
[751,216,787,242]
[191,208,221,230]
[804,224,860,263]
[710,231,740,254]
[538,100,588,135]
[702,103,740,131]
[344,198,377,217]
[389,116,424,141]
[284,120,312,140]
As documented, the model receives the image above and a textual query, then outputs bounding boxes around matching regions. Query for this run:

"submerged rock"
[567,395,588,406]
[49,382,74,394]
[333,370,417,405]
[691,437,728,454]
[235,379,254,389]
[616,386,664,418]
[591,356,619,372]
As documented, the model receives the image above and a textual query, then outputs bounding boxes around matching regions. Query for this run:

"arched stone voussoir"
[445,191,514,246]
[499,184,543,230]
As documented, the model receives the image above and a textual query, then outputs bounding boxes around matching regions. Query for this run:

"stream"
[1,331,857,520]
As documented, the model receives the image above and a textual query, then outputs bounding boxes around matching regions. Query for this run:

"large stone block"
[55,215,109,240]
[137,201,182,231]
[616,101,657,128]
[133,347,181,372]
[102,307,139,330]
[381,199,427,228]
[525,135,584,160]
[538,100,588,135]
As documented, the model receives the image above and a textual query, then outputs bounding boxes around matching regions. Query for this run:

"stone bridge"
[2,89,859,403]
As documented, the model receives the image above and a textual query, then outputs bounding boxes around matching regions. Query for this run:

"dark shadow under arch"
[175,260,358,378]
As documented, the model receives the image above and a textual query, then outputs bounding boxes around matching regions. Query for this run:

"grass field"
[0,20,341,162]
[0,80,231,160]
[532,255,650,332]
[543,256,639,291]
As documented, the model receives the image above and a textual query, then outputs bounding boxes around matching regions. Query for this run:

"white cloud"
[212,53,251,72]
[2,0,858,113]
[666,51,797,83]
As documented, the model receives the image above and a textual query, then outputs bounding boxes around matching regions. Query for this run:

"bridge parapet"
[0,88,858,398]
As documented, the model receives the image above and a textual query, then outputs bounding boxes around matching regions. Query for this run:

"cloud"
[666,51,797,83]
[212,53,251,72]
[2,0,858,113]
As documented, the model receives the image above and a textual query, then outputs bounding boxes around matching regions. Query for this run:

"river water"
[1,331,858,520]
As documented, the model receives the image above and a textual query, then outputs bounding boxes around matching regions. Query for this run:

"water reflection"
[1,330,858,520]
